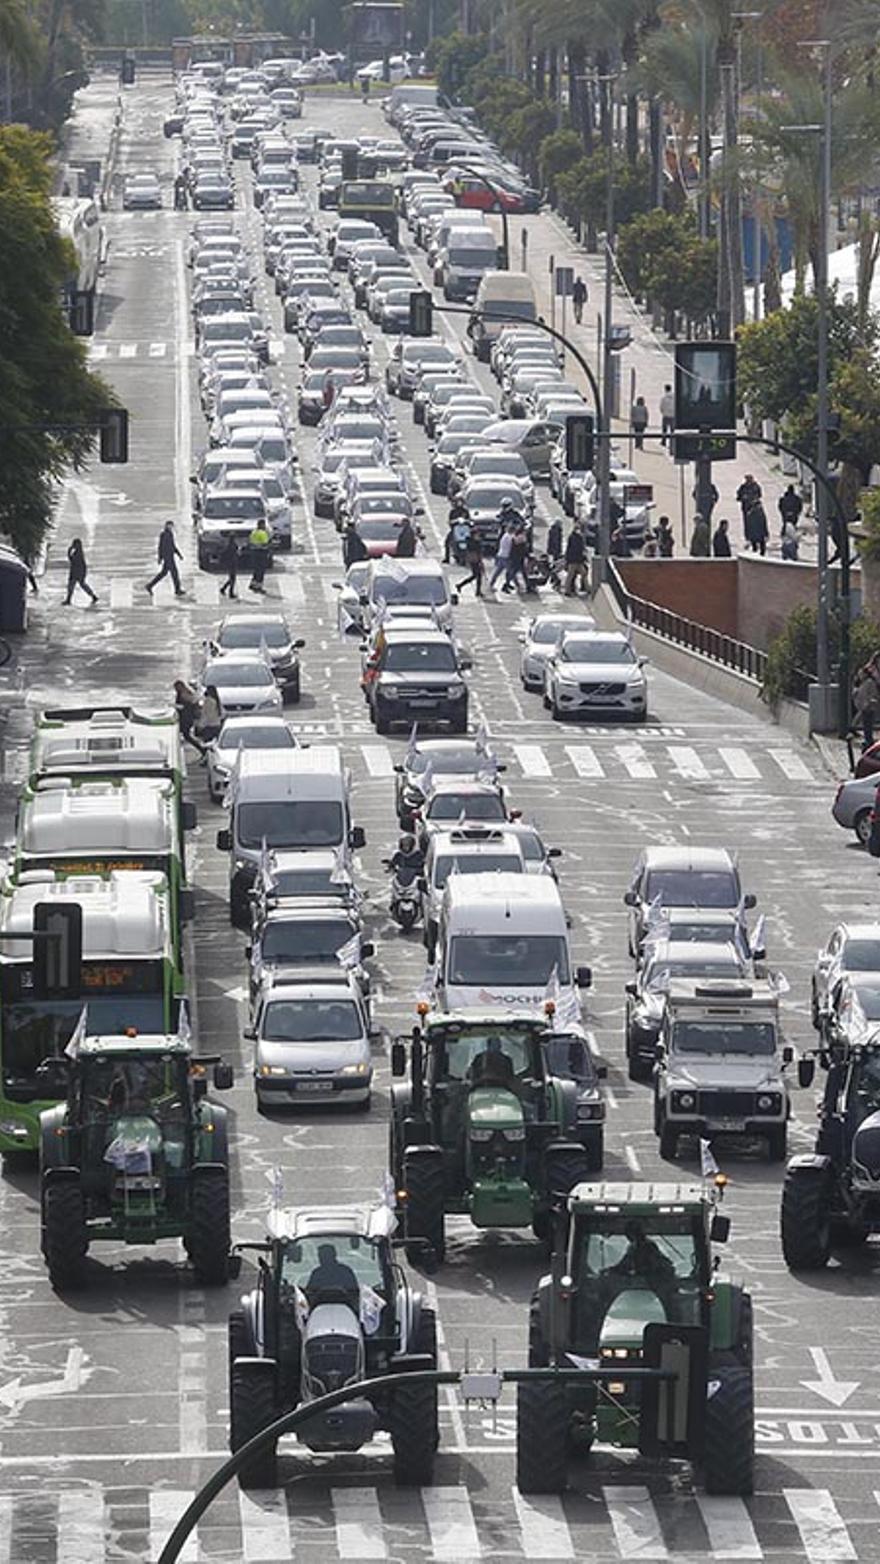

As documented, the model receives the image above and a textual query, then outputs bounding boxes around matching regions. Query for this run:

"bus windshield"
[2,991,169,1100]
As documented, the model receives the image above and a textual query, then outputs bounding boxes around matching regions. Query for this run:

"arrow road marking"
[801,1347,860,1407]
[0,1345,84,1410]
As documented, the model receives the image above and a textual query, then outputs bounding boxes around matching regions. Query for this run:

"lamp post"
[597,73,617,577]
[732,11,763,320]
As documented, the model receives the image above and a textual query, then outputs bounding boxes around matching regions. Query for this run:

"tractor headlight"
[470,1128,493,1142]
[502,1126,524,1141]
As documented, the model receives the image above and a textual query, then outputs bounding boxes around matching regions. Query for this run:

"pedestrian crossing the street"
[0,1481,872,1561]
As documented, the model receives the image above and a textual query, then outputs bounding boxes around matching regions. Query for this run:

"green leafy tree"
[556,149,651,241]
[0,127,113,560]
[426,29,489,97]
[538,127,581,202]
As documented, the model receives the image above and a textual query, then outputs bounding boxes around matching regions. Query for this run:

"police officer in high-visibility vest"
[248,522,271,595]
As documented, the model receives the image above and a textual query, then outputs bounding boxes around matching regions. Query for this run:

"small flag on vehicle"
[700,1139,720,1179]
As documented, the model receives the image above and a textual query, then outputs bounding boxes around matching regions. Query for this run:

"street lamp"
[597,72,618,578]
[732,11,763,321]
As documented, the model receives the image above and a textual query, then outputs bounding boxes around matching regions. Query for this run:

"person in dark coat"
[64,537,97,604]
[736,475,762,533]
[146,521,184,597]
[712,518,732,557]
[564,527,588,594]
[744,499,768,556]
[343,524,368,567]
[457,537,484,597]
[546,518,563,562]
[689,514,710,557]
[503,526,529,593]
[219,535,240,598]
[657,515,674,557]
[778,484,802,537]
[395,518,417,558]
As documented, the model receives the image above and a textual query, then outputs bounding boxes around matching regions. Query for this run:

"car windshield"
[209,662,272,687]
[427,793,505,822]
[843,941,880,971]
[532,620,577,645]
[473,454,527,477]
[203,495,264,520]
[258,438,287,464]
[660,921,735,945]
[372,577,448,607]
[280,1234,383,1295]
[311,350,360,368]
[263,1000,362,1041]
[384,642,457,673]
[217,725,293,752]
[238,800,344,849]
[543,1035,595,1082]
[219,622,289,649]
[203,320,252,342]
[448,934,570,986]
[448,247,496,267]
[261,920,356,962]
[644,960,739,993]
[357,496,412,517]
[850,981,880,1019]
[561,639,634,663]
[644,870,739,909]
[575,1216,703,1340]
[272,869,348,898]
[434,853,520,889]
[410,746,481,775]
[671,1021,776,1056]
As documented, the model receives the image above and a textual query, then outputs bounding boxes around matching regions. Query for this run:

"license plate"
[295,1081,326,1093]
[706,1117,745,1131]
[408,700,438,709]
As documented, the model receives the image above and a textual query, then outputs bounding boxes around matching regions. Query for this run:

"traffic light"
[565,413,594,472]
[408,290,433,338]
[70,289,94,337]
[121,55,136,85]
[33,904,83,1000]
[99,408,129,464]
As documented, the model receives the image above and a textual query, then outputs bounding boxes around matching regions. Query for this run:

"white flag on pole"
[64,1005,89,1060]
[700,1139,719,1178]
[336,934,361,970]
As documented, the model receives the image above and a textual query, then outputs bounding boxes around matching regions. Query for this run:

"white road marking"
[603,1485,668,1558]
[696,1495,762,1559]
[118,341,137,358]
[513,744,552,779]
[89,342,108,360]
[784,1489,856,1561]
[149,1490,197,1562]
[615,744,656,780]
[362,744,394,778]
[422,1486,481,1560]
[511,1488,574,1558]
[193,575,220,605]
[666,745,710,781]
[332,1487,387,1559]
[109,578,133,609]
[769,749,813,781]
[277,571,306,607]
[719,747,760,779]
[565,744,604,778]
[624,1144,642,1174]
[149,340,168,357]
[239,1489,291,1560]
[57,1491,105,1564]
[0,1496,12,1560]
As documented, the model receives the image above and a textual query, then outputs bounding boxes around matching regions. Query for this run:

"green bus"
[339,179,399,245]
[29,706,191,836]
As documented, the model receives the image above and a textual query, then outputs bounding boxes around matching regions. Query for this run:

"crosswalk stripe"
[0,1496,11,1562]
[362,744,394,778]
[58,1491,105,1564]
[784,1489,856,1562]
[696,1495,762,1560]
[149,341,167,357]
[615,744,656,780]
[109,579,133,609]
[276,571,306,607]
[239,1489,291,1560]
[118,342,138,358]
[511,1488,574,1559]
[719,747,760,779]
[603,1486,667,1559]
[89,343,109,360]
[769,749,813,780]
[149,1491,197,1562]
[564,744,604,778]
[422,1486,481,1560]
[193,575,221,605]
[666,745,710,781]
[513,744,552,779]
[332,1487,387,1559]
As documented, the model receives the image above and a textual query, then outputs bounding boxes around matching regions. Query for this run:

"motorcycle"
[384,860,421,931]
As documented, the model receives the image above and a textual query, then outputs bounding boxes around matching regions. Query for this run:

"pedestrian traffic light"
[70,289,94,337]
[33,903,83,1000]
[409,290,433,338]
[99,408,129,464]
[121,55,136,85]
[566,413,594,472]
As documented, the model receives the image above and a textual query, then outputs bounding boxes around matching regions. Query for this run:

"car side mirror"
[350,825,366,849]
[710,1212,730,1244]
[449,592,459,605]
[595,1060,608,1079]
[216,828,232,851]
[391,1040,406,1076]
[393,764,403,773]
[181,800,198,831]
[213,1062,234,1090]
[178,888,195,925]
[623,890,638,907]
[458,654,472,671]
[244,944,252,959]
[798,1057,816,1089]
[361,941,375,959]
[294,638,306,649]
[625,980,638,997]
[242,1026,256,1041]
[576,965,592,990]
[782,1044,794,1066]
[744,893,757,909]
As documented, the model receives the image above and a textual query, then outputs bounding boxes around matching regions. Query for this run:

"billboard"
[349,3,405,48]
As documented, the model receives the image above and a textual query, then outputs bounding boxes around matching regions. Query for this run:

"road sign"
[555,266,574,298]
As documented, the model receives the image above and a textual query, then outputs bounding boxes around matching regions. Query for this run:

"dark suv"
[366,627,470,734]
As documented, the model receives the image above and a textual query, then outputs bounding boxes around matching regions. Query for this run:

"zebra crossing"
[0,1480,871,1561]
[88,340,171,360]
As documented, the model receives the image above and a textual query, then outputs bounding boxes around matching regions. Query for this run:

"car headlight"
[380,686,399,700]
[258,1064,287,1076]
[756,1092,782,1114]
[672,1091,696,1111]
[339,1062,369,1076]
[576,1102,604,1120]
[447,682,465,697]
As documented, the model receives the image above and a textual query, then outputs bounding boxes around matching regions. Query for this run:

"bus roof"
[18,780,176,857]
[0,871,171,959]
[31,707,183,784]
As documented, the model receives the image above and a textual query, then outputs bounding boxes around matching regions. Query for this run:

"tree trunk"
[534,50,545,100]
[649,97,663,206]
[547,45,558,107]
[568,38,585,135]
[626,93,639,165]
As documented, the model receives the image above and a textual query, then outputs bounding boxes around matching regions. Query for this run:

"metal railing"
[607,562,768,684]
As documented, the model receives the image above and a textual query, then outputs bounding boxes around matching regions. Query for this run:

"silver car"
[206,714,296,804]
[811,923,880,1030]
[248,973,375,1108]
[519,612,595,690]
[831,772,879,845]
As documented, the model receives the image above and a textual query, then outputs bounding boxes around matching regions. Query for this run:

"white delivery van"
[364,558,456,630]
[434,872,592,1013]
[217,747,365,926]
[437,226,498,302]
[469,273,538,361]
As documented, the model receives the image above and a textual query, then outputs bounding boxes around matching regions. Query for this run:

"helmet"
[399,833,416,854]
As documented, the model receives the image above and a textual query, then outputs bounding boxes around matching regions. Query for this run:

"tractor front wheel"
[230,1361,278,1488]
[43,1179,88,1290]
[780,1167,832,1270]
[189,1167,231,1285]
[228,1309,250,1393]
[703,1364,754,1495]
[403,1153,446,1265]
[516,1379,568,1493]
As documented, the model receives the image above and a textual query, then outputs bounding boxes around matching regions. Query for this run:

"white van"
[469,273,538,361]
[217,747,365,926]
[434,872,592,1013]
[364,558,456,630]
[436,226,497,302]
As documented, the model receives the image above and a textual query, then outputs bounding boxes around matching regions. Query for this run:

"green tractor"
[517,1180,754,1496]
[38,1035,234,1290]
[389,1010,592,1262]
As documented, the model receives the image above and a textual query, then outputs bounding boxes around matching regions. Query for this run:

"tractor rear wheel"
[228,1309,249,1392]
[543,1145,590,1202]
[390,1378,438,1485]
[780,1167,831,1270]
[189,1167,231,1285]
[528,1296,549,1367]
[230,1361,278,1488]
[403,1153,446,1265]
[516,1379,568,1493]
[703,1364,754,1495]
[43,1179,88,1290]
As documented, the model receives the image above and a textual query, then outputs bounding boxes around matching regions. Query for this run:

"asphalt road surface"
[0,72,877,1564]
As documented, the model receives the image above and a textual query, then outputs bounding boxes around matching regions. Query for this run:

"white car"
[811,923,880,1030]
[249,973,374,1108]
[205,714,297,804]
[200,650,282,717]
[519,613,595,690]
[543,631,648,722]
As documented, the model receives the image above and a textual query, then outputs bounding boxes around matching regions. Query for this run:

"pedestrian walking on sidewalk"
[854,655,880,750]
[630,396,649,451]
[63,538,97,605]
[572,276,588,325]
[744,498,768,556]
[736,474,762,533]
[778,484,803,538]
[659,384,675,447]
[563,526,589,595]
[219,535,240,599]
[146,521,185,597]
[689,514,710,557]
[712,518,732,558]
[657,515,674,557]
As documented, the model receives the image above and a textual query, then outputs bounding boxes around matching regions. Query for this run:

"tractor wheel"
[404,1153,446,1265]
[390,1376,438,1485]
[528,1296,549,1367]
[780,1167,832,1270]
[410,1303,440,1451]
[733,1290,753,1369]
[585,1129,604,1175]
[703,1364,754,1495]
[766,1125,787,1163]
[658,1111,679,1163]
[543,1145,590,1203]
[189,1167,231,1285]
[228,1309,250,1392]
[43,1179,88,1290]
[515,1379,568,1493]
[230,1361,278,1488]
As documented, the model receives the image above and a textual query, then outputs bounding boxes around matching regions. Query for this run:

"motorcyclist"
[390,833,424,887]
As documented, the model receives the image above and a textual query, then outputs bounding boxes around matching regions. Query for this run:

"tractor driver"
[604,1220,679,1315]
[305,1242,360,1303]
[468,1038,517,1089]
